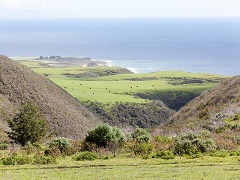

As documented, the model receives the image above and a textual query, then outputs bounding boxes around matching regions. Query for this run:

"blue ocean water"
[0,18,240,75]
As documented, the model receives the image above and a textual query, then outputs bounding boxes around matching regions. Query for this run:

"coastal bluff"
[36,56,108,67]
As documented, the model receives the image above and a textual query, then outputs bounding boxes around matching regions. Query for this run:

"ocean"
[0,18,240,75]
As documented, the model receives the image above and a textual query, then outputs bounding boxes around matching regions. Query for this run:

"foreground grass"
[1,156,240,179]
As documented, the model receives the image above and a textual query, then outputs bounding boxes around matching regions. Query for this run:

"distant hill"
[155,76,240,149]
[0,56,101,141]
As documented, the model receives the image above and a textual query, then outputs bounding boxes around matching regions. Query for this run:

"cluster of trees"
[167,77,222,86]
[65,67,133,79]
[135,91,198,111]
[125,77,158,81]
[83,101,173,128]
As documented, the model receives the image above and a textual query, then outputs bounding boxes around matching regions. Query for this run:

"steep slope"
[155,76,240,149]
[0,56,101,140]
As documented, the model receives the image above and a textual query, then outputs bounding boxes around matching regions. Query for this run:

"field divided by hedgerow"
[20,60,227,106]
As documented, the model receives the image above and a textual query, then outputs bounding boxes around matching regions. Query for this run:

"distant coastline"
[12,56,108,68]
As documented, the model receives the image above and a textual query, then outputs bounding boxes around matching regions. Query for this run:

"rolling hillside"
[18,59,226,130]
[0,56,101,141]
[156,75,240,149]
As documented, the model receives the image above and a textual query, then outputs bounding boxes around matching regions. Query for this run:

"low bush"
[73,151,99,161]
[132,128,151,143]
[44,147,62,158]
[127,141,153,157]
[2,154,56,165]
[49,137,72,155]
[152,136,174,152]
[2,154,34,165]
[174,134,216,155]
[34,155,57,164]
[85,124,125,148]
[208,151,228,157]
[229,151,240,156]
[2,156,18,165]
[0,143,8,150]
[22,142,44,155]
[152,150,175,159]
[186,153,202,159]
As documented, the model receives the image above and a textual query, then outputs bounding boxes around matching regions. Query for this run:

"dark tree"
[8,103,48,146]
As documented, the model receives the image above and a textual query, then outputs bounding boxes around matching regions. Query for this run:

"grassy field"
[19,60,227,105]
[1,156,240,179]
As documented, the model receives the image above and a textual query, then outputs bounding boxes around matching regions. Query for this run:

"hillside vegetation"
[0,56,100,141]
[19,60,226,130]
[156,76,240,149]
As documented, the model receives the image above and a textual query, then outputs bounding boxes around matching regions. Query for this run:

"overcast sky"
[0,0,240,18]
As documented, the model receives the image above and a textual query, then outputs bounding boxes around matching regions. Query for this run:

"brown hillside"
[155,76,240,149]
[0,56,101,141]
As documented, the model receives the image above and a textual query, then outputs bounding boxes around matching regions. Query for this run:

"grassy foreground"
[1,156,240,180]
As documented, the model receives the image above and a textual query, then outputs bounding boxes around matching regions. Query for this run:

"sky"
[0,0,240,18]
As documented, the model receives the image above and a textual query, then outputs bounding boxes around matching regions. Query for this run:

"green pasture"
[20,60,226,105]
[1,156,239,179]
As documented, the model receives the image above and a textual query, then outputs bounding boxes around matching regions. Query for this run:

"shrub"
[233,114,240,121]
[127,141,153,157]
[2,154,34,165]
[7,103,48,146]
[16,155,34,165]
[208,151,228,157]
[0,143,8,150]
[34,155,56,164]
[230,151,240,156]
[22,142,44,155]
[85,124,125,147]
[198,109,210,119]
[186,153,202,159]
[49,137,72,155]
[44,147,62,158]
[174,134,216,155]
[2,156,18,165]
[152,150,175,160]
[152,136,174,152]
[73,151,99,161]
[131,128,151,143]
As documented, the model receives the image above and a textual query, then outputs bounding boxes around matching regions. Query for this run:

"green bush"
[2,156,18,165]
[174,134,216,155]
[208,151,228,157]
[85,124,125,147]
[2,154,34,165]
[152,150,175,159]
[233,114,240,121]
[16,155,34,165]
[22,142,44,155]
[230,151,240,156]
[2,154,56,166]
[34,155,56,164]
[74,151,99,161]
[0,143,9,150]
[49,137,72,154]
[154,136,171,144]
[186,153,202,159]
[44,147,62,158]
[131,128,151,143]
[128,142,153,157]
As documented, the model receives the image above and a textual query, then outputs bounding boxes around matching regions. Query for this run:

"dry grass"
[0,56,101,141]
